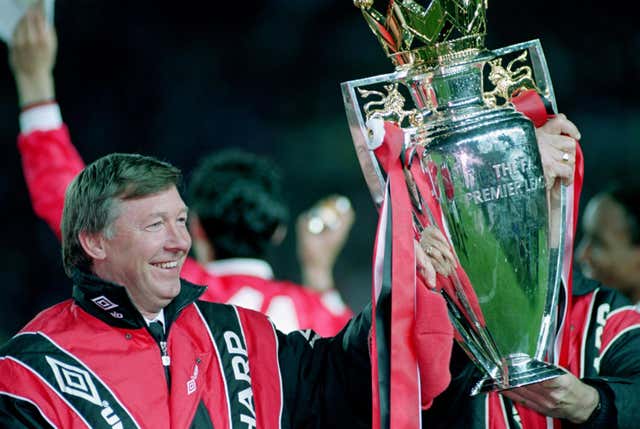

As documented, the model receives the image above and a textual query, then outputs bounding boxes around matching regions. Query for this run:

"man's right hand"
[9,5,57,107]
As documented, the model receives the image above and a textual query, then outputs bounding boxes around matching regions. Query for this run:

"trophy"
[343,0,568,394]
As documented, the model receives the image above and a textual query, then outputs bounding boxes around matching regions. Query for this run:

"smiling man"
[0,153,373,428]
[63,161,191,320]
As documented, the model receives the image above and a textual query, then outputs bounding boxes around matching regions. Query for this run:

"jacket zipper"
[160,340,171,366]
[159,340,171,389]
[147,326,172,390]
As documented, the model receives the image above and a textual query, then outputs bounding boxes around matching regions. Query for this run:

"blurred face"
[94,186,191,316]
[577,195,640,295]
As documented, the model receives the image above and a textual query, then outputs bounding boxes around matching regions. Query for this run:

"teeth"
[153,261,178,269]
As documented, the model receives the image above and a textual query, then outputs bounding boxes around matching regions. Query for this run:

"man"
[186,150,353,334]
[0,151,373,428]
[9,7,352,337]
[577,185,640,305]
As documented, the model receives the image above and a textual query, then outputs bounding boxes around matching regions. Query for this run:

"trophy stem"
[431,64,484,110]
[403,56,489,119]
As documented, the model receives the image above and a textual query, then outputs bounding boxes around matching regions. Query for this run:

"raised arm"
[10,8,84,239]
[295,195,355,330]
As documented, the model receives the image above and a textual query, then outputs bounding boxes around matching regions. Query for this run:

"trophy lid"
[354,0,488,70]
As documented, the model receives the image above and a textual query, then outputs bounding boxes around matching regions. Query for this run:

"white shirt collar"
[144,309,166,332]
[205,258,274,280]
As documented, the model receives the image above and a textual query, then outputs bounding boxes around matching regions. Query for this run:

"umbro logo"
[91,296,119,311]
[46,356,102,405]
[46,356,124,428]
[187,362,199,395]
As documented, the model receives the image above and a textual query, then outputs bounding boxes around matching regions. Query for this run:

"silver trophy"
[344,0,567,394]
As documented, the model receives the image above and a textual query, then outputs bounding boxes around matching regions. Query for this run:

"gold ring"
[426,246,433,256]
[307,216,325,234]
[562,152,570,163]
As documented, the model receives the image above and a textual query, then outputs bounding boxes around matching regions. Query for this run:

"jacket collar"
[571,265,602,296]
[71,268,206,330]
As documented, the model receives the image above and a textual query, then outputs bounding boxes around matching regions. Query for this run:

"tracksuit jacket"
[0,269,372,428]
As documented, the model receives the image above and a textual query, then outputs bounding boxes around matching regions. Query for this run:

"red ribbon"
[371,122,421,429]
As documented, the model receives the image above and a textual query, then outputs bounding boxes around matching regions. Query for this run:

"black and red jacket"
[0,269,372,428]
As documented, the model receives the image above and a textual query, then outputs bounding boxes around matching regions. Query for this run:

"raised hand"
[535,113,581,196]
[297,195,355,292]
[9,4,57,106]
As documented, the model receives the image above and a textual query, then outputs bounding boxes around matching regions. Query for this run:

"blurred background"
[1,0,639,341]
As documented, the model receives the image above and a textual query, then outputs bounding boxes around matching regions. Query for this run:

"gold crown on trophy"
[354,0,488,69]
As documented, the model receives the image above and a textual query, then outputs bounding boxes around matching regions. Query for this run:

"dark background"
[1,0,639,341]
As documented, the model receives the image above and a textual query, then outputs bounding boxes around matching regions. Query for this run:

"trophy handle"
[491,39,558,112]
[341,73,403,208]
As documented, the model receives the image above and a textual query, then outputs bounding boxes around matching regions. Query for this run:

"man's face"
[577,195,640,294]
[96,186,191,315]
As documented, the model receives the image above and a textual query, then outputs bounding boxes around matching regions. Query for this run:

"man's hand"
[535,113,581,197]
[419,225,456,279]
[501,372,600,424]
[9,5,57,106]
[535,113,581,246]
[415,225,457,288]
[297,195,354,292]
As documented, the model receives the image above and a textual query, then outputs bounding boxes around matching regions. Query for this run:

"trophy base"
[470,355,565,396]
